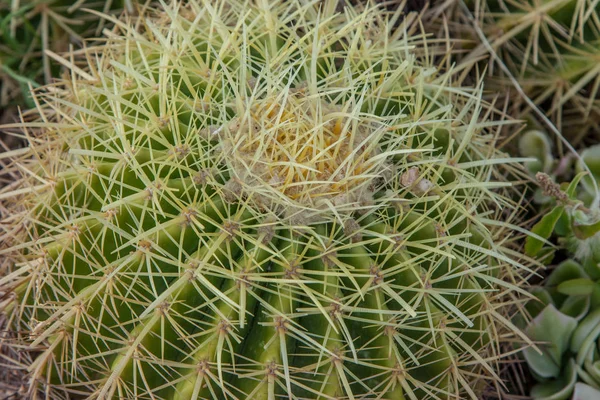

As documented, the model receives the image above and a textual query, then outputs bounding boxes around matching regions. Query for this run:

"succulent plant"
[519,157,600,398]
[519,129,554,177]
[0,0,534,399]
[521,259,600,400]
[518,125,600,207]
[0,0,131,108]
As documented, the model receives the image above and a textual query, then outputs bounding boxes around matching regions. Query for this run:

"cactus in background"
[0,0,534,399]
[485,0,600,148]
[425,0,600,148]
[0,0,131,108]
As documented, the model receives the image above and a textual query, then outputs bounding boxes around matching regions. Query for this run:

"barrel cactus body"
[0,1,531,399]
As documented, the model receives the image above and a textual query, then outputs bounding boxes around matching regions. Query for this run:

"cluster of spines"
[0,0,534,399]
[426,0,600,146]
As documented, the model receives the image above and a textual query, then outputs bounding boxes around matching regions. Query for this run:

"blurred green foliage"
[0,0,129,108]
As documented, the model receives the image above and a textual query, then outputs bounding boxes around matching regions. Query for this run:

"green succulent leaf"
[573,220,600,240]
[526,206,565,257]
[576,365,600,393]
[530,358,577,400]
[560,295,591,321]
[524,305,578,378]
[526,287,554,319]
[571,308,600,358]
[567,171,592,199]
[582,359,600,389]
[557,278,597,296]
[578,145,600,197]
[583,256,600,281]
[591,284,600,311]
[519,130,553,175]
[547,260,588,287]
[573,383,600,400]
[555,211,572,237]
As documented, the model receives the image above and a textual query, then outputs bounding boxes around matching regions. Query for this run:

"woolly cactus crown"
[0,0,531,399]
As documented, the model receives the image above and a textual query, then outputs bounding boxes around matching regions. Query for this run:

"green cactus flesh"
[0,1,531,399]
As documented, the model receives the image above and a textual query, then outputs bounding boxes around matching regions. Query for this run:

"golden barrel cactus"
[0,1,532,399]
